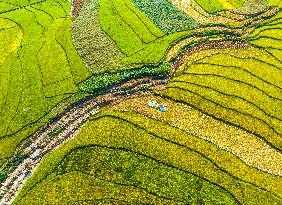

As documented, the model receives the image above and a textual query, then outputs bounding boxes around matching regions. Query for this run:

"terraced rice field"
[1,0,282,204]
[0,0,90,168]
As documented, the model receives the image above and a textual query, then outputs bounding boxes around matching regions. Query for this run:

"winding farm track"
[0,77,167,205]
[1,1,280,203]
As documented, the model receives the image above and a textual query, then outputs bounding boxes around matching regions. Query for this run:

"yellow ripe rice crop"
[107,95,282,177]
[18,172,181,205]
[0,19,23,65]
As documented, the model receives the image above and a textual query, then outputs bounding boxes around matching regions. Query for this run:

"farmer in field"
[157,103,168,112]
[148,100,168,112]
[148,100,156,108]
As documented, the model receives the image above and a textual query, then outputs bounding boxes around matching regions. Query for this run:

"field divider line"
[160,87,282,152]
[0,77,167,204]
[111,0,146,44]
[193,62,282,90]
[171,79,282,122]
[167,85,282,136]
[182,72,282,102]
[0,0,47,15]
[98,113,282,195]
[120,109,282,177]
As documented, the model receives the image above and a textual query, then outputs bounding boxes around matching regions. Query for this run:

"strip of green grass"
[79,62,169,95]
[55,18,90,83]
[98,0,160,55]
[123,30,192,65]
[112,0,164,42]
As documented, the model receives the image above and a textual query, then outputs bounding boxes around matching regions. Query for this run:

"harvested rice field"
[0,0,281,204]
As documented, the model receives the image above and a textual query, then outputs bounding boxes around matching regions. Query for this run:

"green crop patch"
[98,0,148,55]
[79,62,170,95]
[159,48,282,150]
[14,116,282,205]
[55,146,238,204]
[131,0,198,33]
[249,16,282,50]
[269,0,282,7]
[2,0,282,204]
[38,18,75,86]
[0,18,23,64]
[194,0,226,13]
[123,30,192,65]
[17,172,184,205]
[0,0,90,166]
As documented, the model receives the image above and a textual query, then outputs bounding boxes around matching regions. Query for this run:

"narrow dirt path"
[0,77,167,205]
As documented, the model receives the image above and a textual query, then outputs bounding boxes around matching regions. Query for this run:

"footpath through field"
[0,77,167,204]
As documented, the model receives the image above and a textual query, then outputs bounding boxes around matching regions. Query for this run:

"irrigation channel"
[0,77,167,205]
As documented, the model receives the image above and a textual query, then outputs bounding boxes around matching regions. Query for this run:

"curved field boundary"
[14,116,282,205]
[99,110,282,180]
[17,145,239,204]
[160,86,282,151]
[171,47,281,81]
[98,0,164,55]
[170,77,282,122]
[250,36,282,49]
[17,171,183,205]
[249,26,282,39]
[196,55,282,88]
[168,41,250,71]
[0,0,90,139]
[106,96,282,176]
[0,77,166,204]
[182,72,282,102]
[168,80,282,137]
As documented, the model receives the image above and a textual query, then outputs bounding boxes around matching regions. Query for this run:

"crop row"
[106,95,282,177]
[14,115,282,204]
[0,0,90,168]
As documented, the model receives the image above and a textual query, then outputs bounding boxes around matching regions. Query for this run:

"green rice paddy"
[1,0,282,204]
